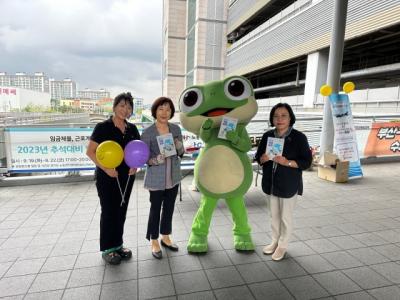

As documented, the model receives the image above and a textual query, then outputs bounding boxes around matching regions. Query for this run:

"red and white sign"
[364,122,400,156]
[0,88,17,95]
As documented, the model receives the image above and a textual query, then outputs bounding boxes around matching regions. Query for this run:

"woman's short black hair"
[113,92,133,109]
[269,103,296,127]
[151,97,175,119]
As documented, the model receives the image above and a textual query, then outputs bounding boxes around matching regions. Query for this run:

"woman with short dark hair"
[86,92,140,264]
[141,97,184,259]
[255,103,312,261]
[151,97,176,119]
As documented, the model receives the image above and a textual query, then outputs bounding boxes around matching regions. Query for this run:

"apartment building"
[0,72,49,93]
[77,89,110,101]
[49,78,77,100]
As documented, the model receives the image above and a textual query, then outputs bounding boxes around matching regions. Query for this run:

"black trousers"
[96,175,135,251]
[146,184,179,240]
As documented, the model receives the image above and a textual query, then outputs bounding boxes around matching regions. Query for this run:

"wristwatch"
[288,160,292,167]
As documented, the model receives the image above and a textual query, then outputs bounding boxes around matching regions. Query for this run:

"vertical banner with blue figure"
[326,83,363,179]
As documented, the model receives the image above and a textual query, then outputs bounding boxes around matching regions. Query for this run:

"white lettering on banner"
[390,140,400,152]
[5,128,94,172]
[376,127,400,139]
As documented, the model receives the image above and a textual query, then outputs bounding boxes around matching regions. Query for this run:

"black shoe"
[116,247,132,260]
[161,239,179,251]
[152,250,162,259]
[102,251,121,265]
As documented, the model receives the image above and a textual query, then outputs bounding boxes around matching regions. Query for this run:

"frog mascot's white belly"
[197,145,243,194]
[179,76,258,253]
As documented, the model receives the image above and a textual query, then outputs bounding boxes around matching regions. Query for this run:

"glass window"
[187,0,196,32]
[186,71,194,87]
[186,28,195,75]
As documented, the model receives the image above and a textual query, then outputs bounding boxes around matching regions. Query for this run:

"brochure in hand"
[266,137,284,160]
[218,116,238,139]
[156,133,177,157]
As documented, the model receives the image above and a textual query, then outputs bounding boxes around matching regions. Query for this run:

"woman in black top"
[255,103,312,261]
[86,92,140,265]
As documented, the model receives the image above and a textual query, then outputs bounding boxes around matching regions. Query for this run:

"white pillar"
[320,0,349,154]
[303,51,328,108]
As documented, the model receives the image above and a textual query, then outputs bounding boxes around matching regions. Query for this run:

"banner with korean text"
[329,93,363,179]
[364,122,400,157]
[4,125,204,173]
[5,127,95,172]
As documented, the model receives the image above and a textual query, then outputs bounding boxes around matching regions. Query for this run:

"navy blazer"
[255,128,312,198]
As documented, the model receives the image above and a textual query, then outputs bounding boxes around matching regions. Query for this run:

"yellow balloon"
[96,140,124,169]
[343,81,355,94]
[320,84,332,96]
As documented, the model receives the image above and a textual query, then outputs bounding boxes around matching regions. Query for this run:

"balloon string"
[120,175,131,207]
[116,177,124,205]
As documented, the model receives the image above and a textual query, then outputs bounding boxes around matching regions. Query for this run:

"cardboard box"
[318,162,349,183]
[319,151,339,166]
[317,152,349,183]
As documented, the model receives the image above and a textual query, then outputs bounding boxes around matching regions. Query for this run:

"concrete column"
[320,0,348,154]
[303,50,328,108]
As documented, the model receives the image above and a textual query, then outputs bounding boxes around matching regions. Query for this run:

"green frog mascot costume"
[179,76,258,252]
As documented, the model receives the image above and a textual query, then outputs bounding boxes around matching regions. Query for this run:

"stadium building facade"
[163,0,400,112]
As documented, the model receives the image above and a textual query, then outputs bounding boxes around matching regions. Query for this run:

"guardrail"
[1,113,400,176]
[0,112,90,126]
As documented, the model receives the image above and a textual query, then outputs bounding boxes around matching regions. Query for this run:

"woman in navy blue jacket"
[255,103,312,261]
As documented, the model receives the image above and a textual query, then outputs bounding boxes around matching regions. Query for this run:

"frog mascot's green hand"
[179,76,258,252]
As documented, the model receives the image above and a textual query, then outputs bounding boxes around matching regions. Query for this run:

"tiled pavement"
[1,163,400,299]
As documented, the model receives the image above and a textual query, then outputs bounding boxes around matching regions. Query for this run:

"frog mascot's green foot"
[179,76,258,253]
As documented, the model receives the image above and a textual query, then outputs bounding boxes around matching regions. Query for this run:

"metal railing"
[2,112,400,175]
[0,112,90,126]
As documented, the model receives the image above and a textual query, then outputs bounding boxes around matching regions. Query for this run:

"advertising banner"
[364,122,400,157]
[4,125,203,173]
[5,127,94,172]
[329,93,363,179]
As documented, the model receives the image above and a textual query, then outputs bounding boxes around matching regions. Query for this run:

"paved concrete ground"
[1,163,400,299]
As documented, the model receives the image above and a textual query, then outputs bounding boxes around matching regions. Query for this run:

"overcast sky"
[0,0,162,103]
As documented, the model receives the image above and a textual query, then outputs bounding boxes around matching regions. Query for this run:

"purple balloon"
[124,140,150,168]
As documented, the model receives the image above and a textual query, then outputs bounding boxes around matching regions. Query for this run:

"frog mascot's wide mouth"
[203,108,232,117]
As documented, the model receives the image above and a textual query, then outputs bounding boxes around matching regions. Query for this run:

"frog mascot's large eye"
[179,88,203,113]
[224,77,252,101]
